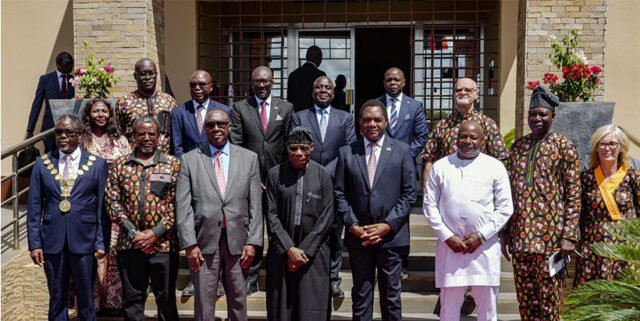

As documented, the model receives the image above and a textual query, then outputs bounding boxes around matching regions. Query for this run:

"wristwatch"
[128,228,138,238]
[123,220,138,238]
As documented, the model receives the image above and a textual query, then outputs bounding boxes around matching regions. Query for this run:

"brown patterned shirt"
[421,108,509,162]
[106,151,180,252]
[116,91,177,154]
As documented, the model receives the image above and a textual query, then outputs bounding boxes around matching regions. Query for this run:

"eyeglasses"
[189,82,209,88]
[204,121,229,129]
[454,87,477,93]
[55,129,80,137]
[287,145,311,152]
[252,79,272,86]
[136,71,157,78]
[598,141,619,149]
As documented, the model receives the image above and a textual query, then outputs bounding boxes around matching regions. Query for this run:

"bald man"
[172,70,232,158]
[423,121,513,321]
[117,58,177,154]
[287,46,327,112]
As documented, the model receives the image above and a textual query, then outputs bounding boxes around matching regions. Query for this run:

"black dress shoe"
[217,281,225,297]
[247,284,258,295]
[330,284,344,298]
[182,282,194,297]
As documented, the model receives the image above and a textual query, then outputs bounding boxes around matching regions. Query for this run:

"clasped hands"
[133,230,158,254]
[445,233,483,254]
[350,223,392,246]
[286,247,309,272]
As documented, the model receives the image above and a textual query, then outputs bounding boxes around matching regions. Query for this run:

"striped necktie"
[389,97,398,133]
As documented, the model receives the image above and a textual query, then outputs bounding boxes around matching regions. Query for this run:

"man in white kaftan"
[423,121,513,321]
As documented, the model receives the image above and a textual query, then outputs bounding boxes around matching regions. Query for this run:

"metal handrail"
[1,128,54,250]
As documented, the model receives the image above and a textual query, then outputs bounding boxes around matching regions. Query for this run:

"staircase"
[92,205,527,320]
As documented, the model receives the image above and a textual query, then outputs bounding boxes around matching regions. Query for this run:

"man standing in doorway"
[287,46,327,112]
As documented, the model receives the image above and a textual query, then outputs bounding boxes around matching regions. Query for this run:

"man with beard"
[230,65,294,294]
[335,100,416,321]
[291,76,356,298]
[27,114,108,321]
[265,126,334,321]
[106,116,181,321]
[502,86,581,321]
[423,121,513,321]
[172,69,231,158]
[117,58,177,154]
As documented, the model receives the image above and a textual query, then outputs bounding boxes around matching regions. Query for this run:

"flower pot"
[49,98,120,123]
[553,102,615,170]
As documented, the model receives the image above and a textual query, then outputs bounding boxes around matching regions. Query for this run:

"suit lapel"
[354,140,371,191]
[70,150,90,193]
[393,97,412,135]
[50,72,63,98]
[198,145,223,200]
[224,144,238,199]
[247,97,266,138]
[50,150,62,194]
[185,101,202,135]
[305,108,323,146]
[265,98,280,136]
[372,137,393,190]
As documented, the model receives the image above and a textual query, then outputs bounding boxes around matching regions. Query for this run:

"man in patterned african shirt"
[421,78,508,191]
[106,116,180,321]
[117,58,177,154]
[502,86,581,321]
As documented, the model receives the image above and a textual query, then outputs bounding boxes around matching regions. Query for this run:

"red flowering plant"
[69,41,121,98]
[527,29,602,102]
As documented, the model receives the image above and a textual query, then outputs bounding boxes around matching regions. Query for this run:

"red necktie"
[260,101,268,132]
[61,74,67,98]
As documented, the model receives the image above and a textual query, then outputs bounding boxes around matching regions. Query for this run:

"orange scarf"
[594,164,629,221]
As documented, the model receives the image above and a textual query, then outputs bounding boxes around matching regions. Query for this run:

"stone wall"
[516,0,608,136]
[72,0,165,99]
[1,251,50,321]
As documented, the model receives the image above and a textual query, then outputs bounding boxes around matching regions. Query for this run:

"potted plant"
[527,29,615,169]
[49,41,121,121]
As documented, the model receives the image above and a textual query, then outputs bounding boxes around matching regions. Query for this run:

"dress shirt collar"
[126,150,167,167]
[385,93,403,104]
[192,98,210,110]
[364,134,385,149]
[255,95,272,108]
[209,141,230,157]
[61,146,81,160]
[314,104,331,114]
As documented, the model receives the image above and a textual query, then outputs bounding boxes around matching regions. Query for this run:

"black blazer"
[27,71,75,132]
[291,106,356,177]
[287,62,326,112]
[230,96,293,181]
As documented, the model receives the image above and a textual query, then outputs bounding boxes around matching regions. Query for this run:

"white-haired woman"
[574,125,640,285]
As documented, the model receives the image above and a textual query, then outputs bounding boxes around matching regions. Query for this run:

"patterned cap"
[530,85,559,111]
[287,126,313,145]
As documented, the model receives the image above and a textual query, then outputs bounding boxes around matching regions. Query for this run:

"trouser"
[512,252,563,321]
[192,230,248,321]
[117,250,179,321]
[440,286,498,321]
[247,191,267,290]
[348,245,405,321]
[329,215,343,287]
[43,246,96,321]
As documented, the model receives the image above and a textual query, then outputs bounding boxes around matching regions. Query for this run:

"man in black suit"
[335,99,416,321]
[287,46,326,112]
[230,65,294,294]
[26,52,75,152]
[291,76,356,298]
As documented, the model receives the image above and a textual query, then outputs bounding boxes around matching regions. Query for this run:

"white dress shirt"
[58,146,82,178]
[56,70,66,91]
[385,92,403,118]
[423,152,514,287]
[314,105,331,124]
[363,134,385,164]
[192,98,210,120]
[256,95,272,124]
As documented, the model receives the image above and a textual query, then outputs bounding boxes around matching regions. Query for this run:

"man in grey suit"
[177,108,263,321]
[230,65,294,294]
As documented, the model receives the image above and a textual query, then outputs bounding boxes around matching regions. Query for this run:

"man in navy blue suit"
[291,75,355,298]
[27,114,108,321]
[377,67,429,278]
[26,52,75,152]
[335,100,416,321]
[172,69,231,158]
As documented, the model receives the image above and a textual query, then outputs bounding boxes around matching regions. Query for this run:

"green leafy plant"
[562,219,640,321]
[69,41,121,98]
[503,128,515,150]
[527,29,602,102]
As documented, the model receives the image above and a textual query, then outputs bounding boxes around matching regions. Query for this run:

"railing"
[1,129,54,250]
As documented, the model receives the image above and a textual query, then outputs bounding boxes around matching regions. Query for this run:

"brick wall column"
[73,0,165,98]
[515,0,607,137]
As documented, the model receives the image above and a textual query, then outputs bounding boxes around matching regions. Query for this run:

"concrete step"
[175,269,519,294]
[154,290,520,315]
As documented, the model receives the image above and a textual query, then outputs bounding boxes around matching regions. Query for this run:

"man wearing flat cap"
[501,86,581,321]
[264,126,334,321]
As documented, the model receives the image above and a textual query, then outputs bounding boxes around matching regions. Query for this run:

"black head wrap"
[529,85,559,111]
[287,126,313,145]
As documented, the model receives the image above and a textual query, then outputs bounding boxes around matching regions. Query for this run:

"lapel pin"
[386,147,392,151]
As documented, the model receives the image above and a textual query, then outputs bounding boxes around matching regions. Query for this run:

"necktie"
[196,104,204,133]
[214,151,227,227]
[319,109,328,142]
[260,101,268,132]
[63,154,72,180]
[61,74,67,98]
[367,142,377,188]
[389,97,398,133]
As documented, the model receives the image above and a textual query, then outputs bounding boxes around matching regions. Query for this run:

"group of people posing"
[26,48,639,321]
